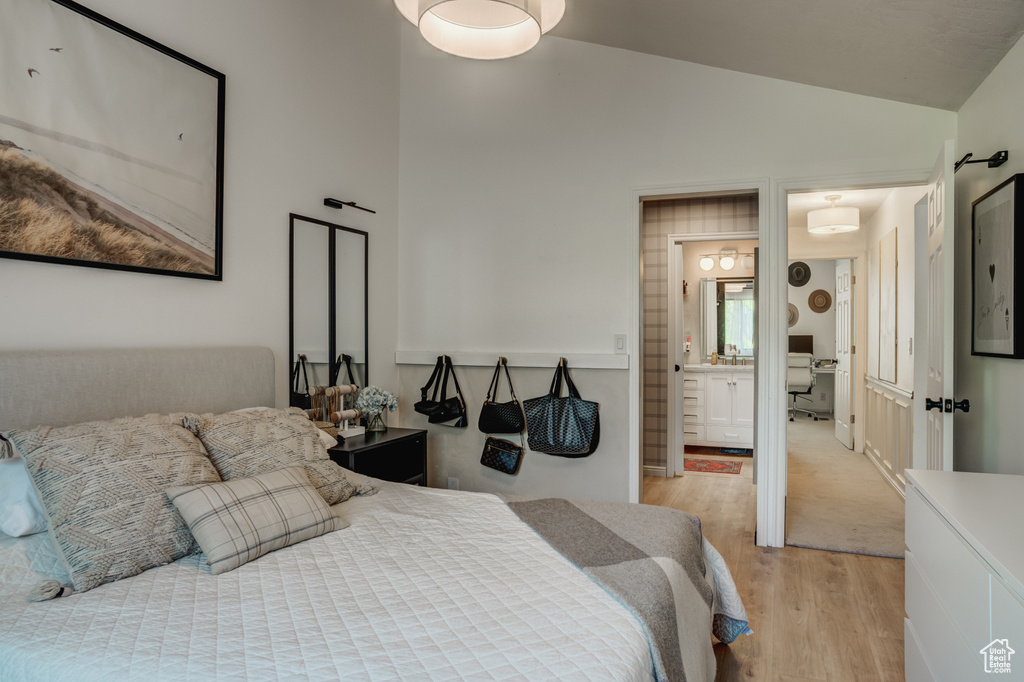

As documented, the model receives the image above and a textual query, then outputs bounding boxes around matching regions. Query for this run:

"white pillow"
[0,455,48,537]
[233,406,338,448]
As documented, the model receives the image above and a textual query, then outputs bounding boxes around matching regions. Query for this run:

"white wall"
[397,31,956,500]
[863,186,924,392]
[787,259,835,412]
[787,259,836,360]
[954,33,1024,475]
[0,0,402,407]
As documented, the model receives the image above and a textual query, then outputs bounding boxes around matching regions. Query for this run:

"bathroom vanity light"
[394,0,566,60]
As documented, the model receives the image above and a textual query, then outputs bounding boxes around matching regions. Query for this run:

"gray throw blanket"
[502,497,748,682]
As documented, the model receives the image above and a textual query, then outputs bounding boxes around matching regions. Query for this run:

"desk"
[809,365,835,415]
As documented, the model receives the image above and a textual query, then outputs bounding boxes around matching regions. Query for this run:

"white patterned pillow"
[166,466,348,574]
[6,414,221,594]
[0,454,47,537]
[183,408,357,505]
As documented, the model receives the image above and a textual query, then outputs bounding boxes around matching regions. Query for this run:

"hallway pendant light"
[394,0,566,60]
[807,195,860,234]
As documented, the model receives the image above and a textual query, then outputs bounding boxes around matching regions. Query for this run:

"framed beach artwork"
[0,0,225,279]
[972,174,1024,358]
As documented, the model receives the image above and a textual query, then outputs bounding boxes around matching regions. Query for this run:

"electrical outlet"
[447,477,459,490]
[820,392,827,401]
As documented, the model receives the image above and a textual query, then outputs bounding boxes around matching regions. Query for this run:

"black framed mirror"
[289,214,368,404]
[700,276,755,358]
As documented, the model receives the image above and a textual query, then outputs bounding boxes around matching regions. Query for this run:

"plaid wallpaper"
[641,195,758,470]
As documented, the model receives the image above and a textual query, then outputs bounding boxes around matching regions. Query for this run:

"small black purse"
[478,357,525,434]
[290,354,312,410]
[414,356,445,416]
[427,357,468,428]
[480,435,524,475]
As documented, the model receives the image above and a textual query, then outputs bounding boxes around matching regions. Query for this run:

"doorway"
[667,234,758,480]
[783,185,926,557]
[638,191,761,486]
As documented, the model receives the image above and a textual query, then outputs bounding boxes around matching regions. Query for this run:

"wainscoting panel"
[863,377,912,494]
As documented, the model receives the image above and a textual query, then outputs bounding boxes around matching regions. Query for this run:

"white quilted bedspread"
[0,483,658,681]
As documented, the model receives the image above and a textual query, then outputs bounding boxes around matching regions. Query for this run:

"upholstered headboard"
[0,347,275,431]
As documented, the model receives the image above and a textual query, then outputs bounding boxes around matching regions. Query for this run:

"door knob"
[925,397,943,412]
[953,398,970,413]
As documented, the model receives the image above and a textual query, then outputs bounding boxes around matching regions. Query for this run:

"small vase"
[366,412,387,432]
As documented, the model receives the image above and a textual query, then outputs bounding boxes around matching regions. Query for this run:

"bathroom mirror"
[700,277,755,358]
[289,214,368,403]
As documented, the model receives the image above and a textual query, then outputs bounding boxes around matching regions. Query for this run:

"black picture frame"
[0,0,225,280]
[971,174,1024,358]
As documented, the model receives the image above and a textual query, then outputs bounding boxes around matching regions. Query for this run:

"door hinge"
[851,345,856,354]
[852,275,856,285]
[850,414,855,424]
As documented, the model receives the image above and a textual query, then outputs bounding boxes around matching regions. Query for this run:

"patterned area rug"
[684,445,752,456]
[684,458,742,474]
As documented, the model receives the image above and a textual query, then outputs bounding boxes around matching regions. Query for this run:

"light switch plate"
[614,334,627,354]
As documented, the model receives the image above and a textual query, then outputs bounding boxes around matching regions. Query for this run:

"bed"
[0,347,748,681]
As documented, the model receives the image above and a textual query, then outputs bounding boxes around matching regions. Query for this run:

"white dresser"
[905,469,1024,681]
[681,365,754,448]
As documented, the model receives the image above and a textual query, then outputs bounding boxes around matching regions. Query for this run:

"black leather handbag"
[290,355,312,410]
[480,435,524,475]
[523,358,600,457]
[478,357,526,434]
[414,356,445,416]
[428,357,468,428]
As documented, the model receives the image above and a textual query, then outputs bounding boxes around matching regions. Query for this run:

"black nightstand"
[328,428,428,486]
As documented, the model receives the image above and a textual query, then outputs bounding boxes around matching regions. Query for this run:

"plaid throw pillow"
[166,466,348,575]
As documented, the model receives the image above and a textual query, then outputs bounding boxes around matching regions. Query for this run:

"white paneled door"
[834,258,854,449]
[913,140,956,471]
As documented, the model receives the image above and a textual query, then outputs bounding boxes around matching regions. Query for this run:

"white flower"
[355,386,398,416]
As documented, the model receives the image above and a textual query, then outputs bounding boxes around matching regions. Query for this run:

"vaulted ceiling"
[547,0,1024,111]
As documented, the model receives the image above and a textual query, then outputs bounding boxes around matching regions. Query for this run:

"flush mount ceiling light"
[807,195,860,234]
[394,0,566,60]
[699,256,715,271]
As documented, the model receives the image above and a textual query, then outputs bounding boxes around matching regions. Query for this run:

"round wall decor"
[808,289,832,313]
[788,303,799,327]
[788,261,811,287]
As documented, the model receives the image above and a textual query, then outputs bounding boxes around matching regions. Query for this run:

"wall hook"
[324,197,376,214]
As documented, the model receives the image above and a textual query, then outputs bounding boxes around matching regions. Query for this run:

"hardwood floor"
[643,466,905,681]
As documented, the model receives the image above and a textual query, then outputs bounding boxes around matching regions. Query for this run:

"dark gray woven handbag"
[478,357,525,434]
[523,358,600,457]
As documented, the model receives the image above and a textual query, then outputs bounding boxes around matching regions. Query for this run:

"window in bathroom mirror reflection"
[701,277,755,359]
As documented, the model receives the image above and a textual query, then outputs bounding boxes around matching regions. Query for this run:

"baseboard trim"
[643,465,667,477]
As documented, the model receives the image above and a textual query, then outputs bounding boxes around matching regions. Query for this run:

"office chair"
[787,352,818,421]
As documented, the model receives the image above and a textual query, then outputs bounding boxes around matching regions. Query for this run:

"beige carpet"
[786,417,905,558]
